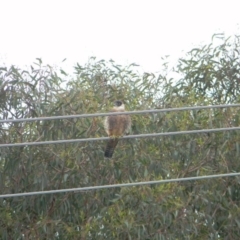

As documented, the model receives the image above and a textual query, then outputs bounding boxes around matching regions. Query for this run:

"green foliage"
[0,35,240,239]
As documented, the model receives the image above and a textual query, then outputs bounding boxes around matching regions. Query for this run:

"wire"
[1,172,239,198]
[1,104,239,198]
[1,104,240,123]
[1,126,240,148]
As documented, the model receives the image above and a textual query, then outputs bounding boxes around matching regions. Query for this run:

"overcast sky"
[0,0,239,73]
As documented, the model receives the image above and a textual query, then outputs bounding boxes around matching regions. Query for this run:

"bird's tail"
[104,138,119,158]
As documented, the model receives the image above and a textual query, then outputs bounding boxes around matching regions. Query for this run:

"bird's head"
[114,100,123,106]
[113,100,125,110]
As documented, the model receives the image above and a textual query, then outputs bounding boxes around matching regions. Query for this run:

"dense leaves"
[0,35,240,239]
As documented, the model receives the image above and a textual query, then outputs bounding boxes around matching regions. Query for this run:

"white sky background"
[0,0,239,73]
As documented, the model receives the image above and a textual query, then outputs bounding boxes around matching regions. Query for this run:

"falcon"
[103,100,131,158]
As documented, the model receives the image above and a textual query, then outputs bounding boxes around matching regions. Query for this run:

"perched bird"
[103,100,131,158]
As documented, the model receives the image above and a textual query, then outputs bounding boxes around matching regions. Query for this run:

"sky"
[0,0,239,73]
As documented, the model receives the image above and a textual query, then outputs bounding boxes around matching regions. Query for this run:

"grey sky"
[0,0,239,72]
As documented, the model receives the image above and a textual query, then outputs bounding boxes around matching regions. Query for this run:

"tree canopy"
[1,34,240,239]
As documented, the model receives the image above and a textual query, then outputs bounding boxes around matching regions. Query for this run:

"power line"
[1,104,240,123]
[1,126,240,148]
[1,172,239,199]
